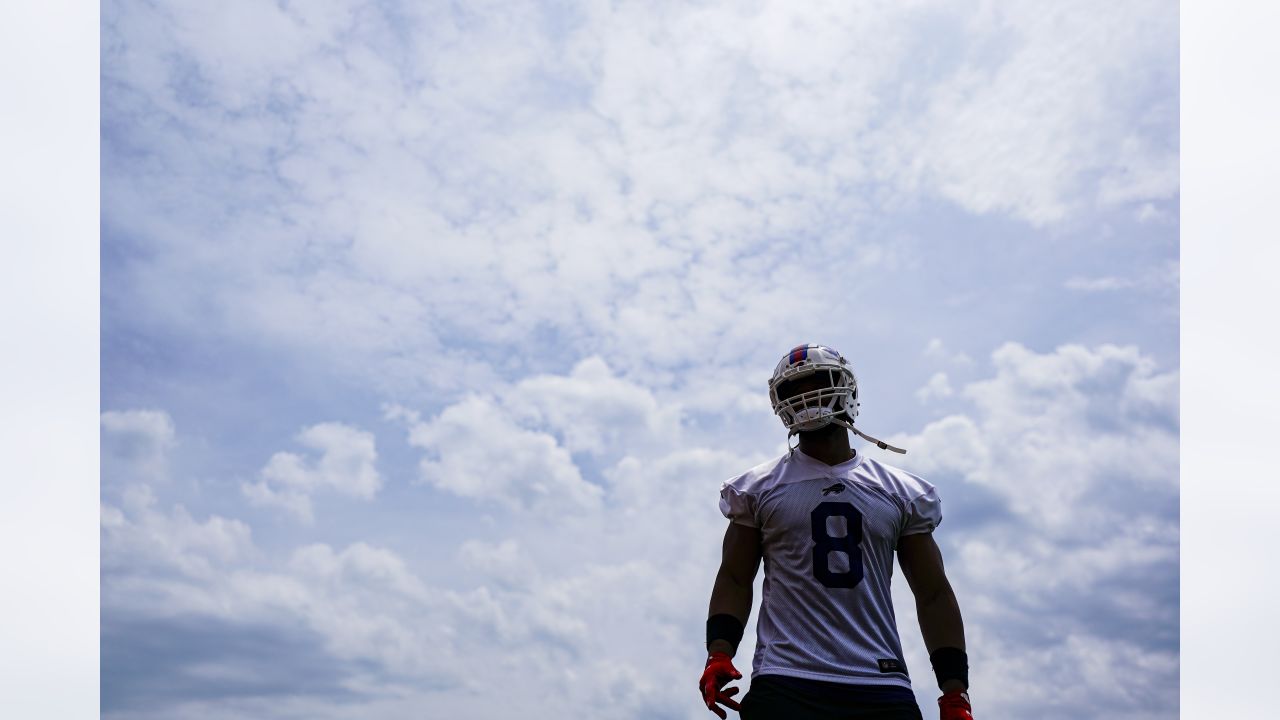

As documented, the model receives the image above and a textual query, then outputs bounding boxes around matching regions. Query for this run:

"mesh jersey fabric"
[719,449,941,689]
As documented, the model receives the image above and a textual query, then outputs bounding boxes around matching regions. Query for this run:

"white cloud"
[962,631,1177,720]
[101,409,175,484]
[242,422,381,522]
[880,1,1177,225]
[892,414,989,480]
[1135,202,1170,223]
[393,356,707,514]
[402,395,602,514]
[956,521,1177,606]
[101,483,256,587]
[915,371,954,402]
[1064,275,1133,291]
[510,356,683,457]
[102,438,729,717]
[291,542,431,603]
[101,340,1178,718]
[101,408,175,444]
[103,493,458,683]
[456,539,531,589]
[1065,259,1180,294]
[886,342,1178,718]
[923,338,972,365]
[102,0,1175,399]
[905,342,1179,531]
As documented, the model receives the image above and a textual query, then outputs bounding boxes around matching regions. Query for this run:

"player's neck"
[796,425,855,466]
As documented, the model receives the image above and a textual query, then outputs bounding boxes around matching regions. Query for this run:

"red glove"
[938,689,973,720]
[698,651,743,718]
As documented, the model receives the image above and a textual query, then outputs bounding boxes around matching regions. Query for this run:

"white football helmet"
[768,344,906,453]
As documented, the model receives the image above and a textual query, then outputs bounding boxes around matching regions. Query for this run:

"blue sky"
[101,1,1178,718]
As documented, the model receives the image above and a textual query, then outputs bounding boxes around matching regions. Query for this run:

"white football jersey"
[719,448,941,688]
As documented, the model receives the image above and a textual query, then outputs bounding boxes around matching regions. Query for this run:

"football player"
[699,344,973,720]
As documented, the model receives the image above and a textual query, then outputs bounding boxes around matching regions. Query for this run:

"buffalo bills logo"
[821,483,845,496]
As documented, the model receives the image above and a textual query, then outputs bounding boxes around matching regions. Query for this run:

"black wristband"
[929,647,968,690]
[706,613,745,654]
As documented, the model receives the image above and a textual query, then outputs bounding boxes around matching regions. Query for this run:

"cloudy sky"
[100,1,1178,718]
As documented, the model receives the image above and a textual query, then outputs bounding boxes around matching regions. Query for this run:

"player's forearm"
[916,585,965,655]
[918,587,968,693]
[706,568,753,656]
[709,568,753,619]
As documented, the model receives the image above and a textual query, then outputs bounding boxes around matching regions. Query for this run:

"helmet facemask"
[770,365,859,435]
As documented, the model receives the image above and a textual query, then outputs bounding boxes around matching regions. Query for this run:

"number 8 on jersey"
[811,501,865,589]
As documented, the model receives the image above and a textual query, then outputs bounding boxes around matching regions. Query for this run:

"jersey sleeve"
[901,484,942,535]
[717,455,786,528]
[719,481,758,527]
[883,467,942,536]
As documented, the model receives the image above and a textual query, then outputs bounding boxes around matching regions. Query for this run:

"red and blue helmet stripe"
[789,345,809,364]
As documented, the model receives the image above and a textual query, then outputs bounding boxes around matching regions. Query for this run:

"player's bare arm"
[708,521,762,653]
[897,532,966,671]
[898,531,973,718]
[701,521,762,718]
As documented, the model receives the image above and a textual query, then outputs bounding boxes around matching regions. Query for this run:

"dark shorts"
[739,674,923,720]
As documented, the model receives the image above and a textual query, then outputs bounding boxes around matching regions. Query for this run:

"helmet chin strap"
[786,418,908,454]
[832,418,908,454]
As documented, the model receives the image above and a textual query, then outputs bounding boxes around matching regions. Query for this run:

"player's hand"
[938,689,973,720]
[698,651,743,718]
